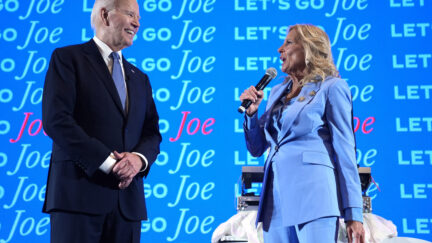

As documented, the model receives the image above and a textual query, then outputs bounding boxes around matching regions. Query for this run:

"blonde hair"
[289,24,339,84]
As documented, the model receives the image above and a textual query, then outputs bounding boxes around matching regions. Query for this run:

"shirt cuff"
[99,153,117,174]
[344,207,363,223]
[244,112,258,130]
[132,152,148,172]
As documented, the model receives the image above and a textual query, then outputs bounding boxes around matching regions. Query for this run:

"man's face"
[102,0,140,51]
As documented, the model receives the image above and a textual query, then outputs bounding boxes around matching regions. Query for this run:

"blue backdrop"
[0,0,431,242]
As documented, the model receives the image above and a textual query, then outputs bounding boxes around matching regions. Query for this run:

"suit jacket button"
[275,145,279,152]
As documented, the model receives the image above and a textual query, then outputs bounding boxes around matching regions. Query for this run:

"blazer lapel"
[266,81,292,121]
[263,81,292,144]
[279,81,322,142]
[82,40,125,116]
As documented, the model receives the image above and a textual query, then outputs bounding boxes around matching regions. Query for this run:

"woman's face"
[278,29,306,75]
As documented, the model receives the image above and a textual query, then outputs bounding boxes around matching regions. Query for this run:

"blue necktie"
[110,52,126,110]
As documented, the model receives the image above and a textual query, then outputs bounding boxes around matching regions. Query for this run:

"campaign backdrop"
[0,0,431,242]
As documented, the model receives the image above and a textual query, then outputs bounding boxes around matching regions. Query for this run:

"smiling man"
[41,0,162,242]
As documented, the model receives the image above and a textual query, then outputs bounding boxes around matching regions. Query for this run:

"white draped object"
[212,212,429,243]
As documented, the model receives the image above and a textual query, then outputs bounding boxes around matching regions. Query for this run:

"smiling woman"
[280,25,339,87]
[277,29,306,79]
[239,24,365,243]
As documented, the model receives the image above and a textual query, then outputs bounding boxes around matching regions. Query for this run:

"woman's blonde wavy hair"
[289,24,339,85]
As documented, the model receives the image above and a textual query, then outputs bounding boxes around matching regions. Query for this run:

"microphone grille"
[266,67,277,79]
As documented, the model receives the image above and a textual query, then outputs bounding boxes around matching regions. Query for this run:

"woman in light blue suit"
[240,24,365,243]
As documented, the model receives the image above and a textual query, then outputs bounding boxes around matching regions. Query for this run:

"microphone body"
[238,67,277,114]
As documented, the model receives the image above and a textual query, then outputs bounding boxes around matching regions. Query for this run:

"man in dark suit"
[42,0,161,242]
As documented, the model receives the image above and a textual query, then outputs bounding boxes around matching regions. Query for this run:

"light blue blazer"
[244,76,363,227]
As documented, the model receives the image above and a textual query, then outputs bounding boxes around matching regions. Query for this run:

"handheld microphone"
[238,67,277,114]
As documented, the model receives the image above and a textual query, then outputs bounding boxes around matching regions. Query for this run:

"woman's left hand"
[346,220,365,243]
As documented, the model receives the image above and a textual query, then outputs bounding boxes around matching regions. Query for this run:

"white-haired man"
[42,0,162,242]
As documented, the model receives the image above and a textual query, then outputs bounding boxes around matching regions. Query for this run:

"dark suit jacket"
[42,39,162,221]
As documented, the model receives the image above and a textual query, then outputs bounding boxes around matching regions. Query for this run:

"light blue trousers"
[263,216,339,243]
[263,163,339,243]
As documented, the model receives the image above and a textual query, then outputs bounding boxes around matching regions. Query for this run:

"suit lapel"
[266,81,291,121]
[82,40,125,116]
[123,60,139,120]
[263,81,291,145]
[279,81,322,142]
